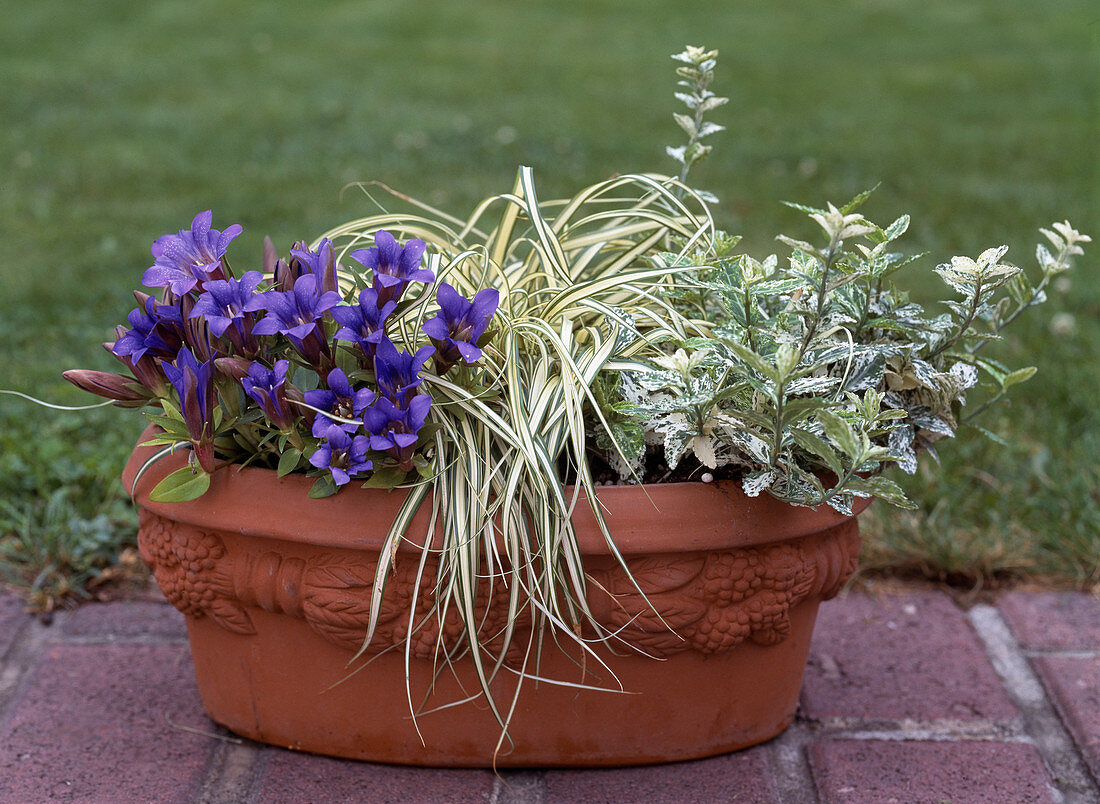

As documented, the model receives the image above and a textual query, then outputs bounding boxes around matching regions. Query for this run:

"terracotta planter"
[123,426,866,767]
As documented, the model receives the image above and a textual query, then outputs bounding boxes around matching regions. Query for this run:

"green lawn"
[1,0,1096,602]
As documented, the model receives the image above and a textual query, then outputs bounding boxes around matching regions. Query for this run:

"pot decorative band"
[138,508,859,660]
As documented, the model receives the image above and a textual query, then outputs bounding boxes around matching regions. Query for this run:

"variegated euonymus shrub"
[600,207,1091,515]
[56,44,1087,742]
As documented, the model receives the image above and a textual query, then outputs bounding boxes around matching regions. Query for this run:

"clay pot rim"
[121,425,870,555]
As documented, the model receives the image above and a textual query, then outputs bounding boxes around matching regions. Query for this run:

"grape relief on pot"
[137,508,860,660]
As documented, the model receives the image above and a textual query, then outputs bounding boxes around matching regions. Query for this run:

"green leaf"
[718,338,779,382]
[672,112,696,137]
[841,351,886,392]
[146,414,190,439]
[276,448,302,477]
[148,466,211,503]
[817,410,860,458]
[359,467,409,489]
[662,423,695,470]
[308,474,338,498]
[136,435,190,449]
[789,427,843,476]
[775,344,800,380]
[1003,366,1037,389]
[839,184,880,214]
[968,422,1010,447]
[882,214,910,242]
[415,421,445,448]
[786,376,841,396]
[781,200,826,216]
[751,277,804,296]
[846,475,916,509]
[598,418,645,463]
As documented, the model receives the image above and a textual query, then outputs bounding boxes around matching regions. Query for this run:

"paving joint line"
[490,769,545,804]
[968,604,1099,803]
[1024,649,1099,660]
[0,602,32,665]
[196,738,267,804]
[807,716,1025,742]
[767,718,820,804]
[57,634,190,647]
[0,616,54,723]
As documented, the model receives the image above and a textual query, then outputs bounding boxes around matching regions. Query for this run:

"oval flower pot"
[123,427,866,768]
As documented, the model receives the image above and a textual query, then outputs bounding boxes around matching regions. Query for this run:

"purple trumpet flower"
[141,210,243,295]
[363,394,432,472]
[303,368,376,437]
[350,230,432,307]
[266,238,338,294]
[331,287,397,362]
[373,337,434,406]
[246,274,342,372]
[247,274,342,340]
[107,332,172,398]
[190,270,264,356]
[180,293,216,362]
[289,238,339,295]
[421,283,500,374]
[309,425,372,486]
[241,360,297,431]
[161,347,217,472]
[111,294,184,364]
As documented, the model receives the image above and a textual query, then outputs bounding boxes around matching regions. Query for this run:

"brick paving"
[0,586,1096,803]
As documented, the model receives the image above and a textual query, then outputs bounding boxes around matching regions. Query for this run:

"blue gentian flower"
[247,274,342,341]
[246,274,342,372]
[111,294,184,364]
[141,211,243,295]
[373,337,434,406]
[108,328,171,398]
[309,425,372,486]
[161,346,217,472]
[241,360,297,432]
[289,238,339,295]
[190,271,264,337]
[350,230,433,307]
[421,283,500,374]
[180,293,216,362]
[190,270,264,356]
[303,368,376,437]
[363,394,432,472]
[330,287,397,360]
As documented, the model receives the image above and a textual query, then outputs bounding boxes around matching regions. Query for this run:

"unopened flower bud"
[62,369,149,407]
[214,356,252,381]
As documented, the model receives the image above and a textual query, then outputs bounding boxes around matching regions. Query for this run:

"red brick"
[256,751,496,803]
[809,739,1056,803]
[0,644,214,803]
[542,747,778,803]
[801,592,1017,721]
[1033,656,1100,782]
[0,591,28,658]
[60,598,188,641]
[999,592,1100,651]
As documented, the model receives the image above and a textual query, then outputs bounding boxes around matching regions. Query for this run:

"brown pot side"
[187,599,822,767]
[125,426,865,766]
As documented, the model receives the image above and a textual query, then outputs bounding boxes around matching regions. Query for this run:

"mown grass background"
[1,0,1096,604]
